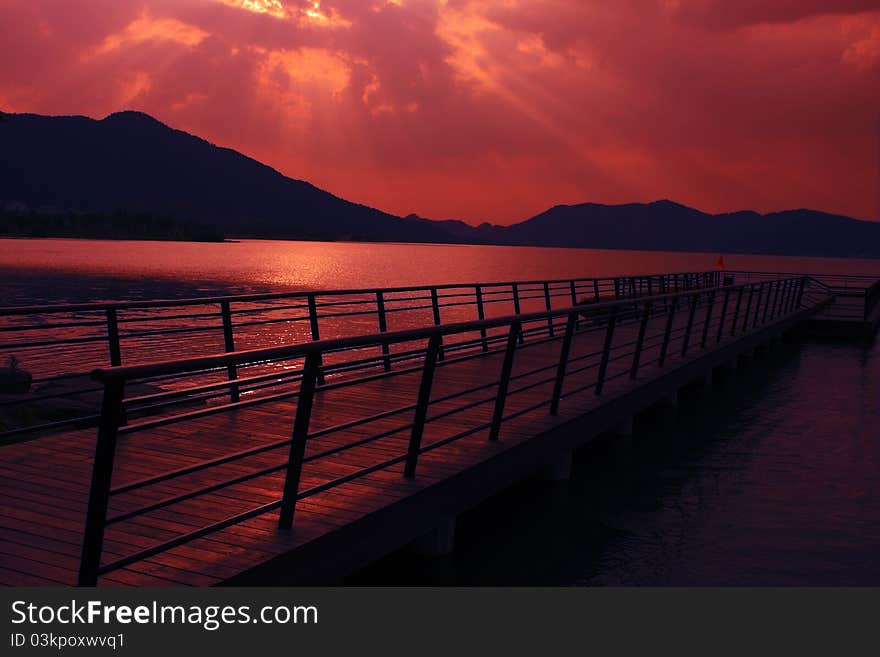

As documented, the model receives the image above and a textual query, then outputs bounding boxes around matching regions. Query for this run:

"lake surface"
[1,238,879,306]
[1,238,879,585]
[351,336,880,586]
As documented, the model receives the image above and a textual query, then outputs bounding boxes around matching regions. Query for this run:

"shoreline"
[1,235,879,261]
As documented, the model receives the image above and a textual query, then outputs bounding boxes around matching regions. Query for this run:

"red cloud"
[664,0,880,30]
[1,0,878,224]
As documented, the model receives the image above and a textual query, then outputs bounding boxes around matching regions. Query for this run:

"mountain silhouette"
[0,111,456,243]
[2,110,879,257]
[479,200,880,257]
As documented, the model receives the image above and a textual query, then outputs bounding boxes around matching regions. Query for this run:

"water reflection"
[2,238,879,305]
[349,338,880,586]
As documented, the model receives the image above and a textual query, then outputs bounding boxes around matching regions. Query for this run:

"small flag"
[715,255,725,269]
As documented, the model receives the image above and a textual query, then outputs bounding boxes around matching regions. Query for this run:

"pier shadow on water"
[347,335,880,586]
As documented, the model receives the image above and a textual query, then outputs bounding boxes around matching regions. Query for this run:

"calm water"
[352,337,880,586]
[2,238,879,305]
[2,238,879,585]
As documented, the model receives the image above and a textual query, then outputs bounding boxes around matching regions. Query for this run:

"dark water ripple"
[351,338,880,586]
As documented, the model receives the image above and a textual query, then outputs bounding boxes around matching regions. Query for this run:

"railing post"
[105,308,122,367]
[512,283,524,344]
[742,284,756,334]
[306,294,324,385]
[647,276,654,297]
[220,301,240,403]
[630,301,652,379]
[731,287,745,336]
[775,280,784,314]
[593,279,601,302]
[475,286,489,351]
[595,306,619,396]
[681,293,699,356]
[700,290,716,349]
[755,281,773,326]
[756,282,768,326]
[752,282,765,328]
[550,313,577,415]
[376,291,391,372]
[569,280,578,306]
[489,321,521,440]
[716,288,731,344]
[278,352,321,529]
[796,277,807,309]
[794,278,803,311]
[430,287,445,360]
[769,280,782,319]
[78,379,125,586]
[776,280,788,317]
[761,280,779,324]
[404,335,442,477]
[543,282,554,336]
[659,297,678,367]
[758,281,769,324]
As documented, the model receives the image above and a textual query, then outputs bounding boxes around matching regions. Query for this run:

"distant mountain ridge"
[2,110,879,258]
[475,200,880,258]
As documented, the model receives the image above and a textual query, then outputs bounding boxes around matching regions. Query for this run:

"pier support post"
[548,450,573,482]
[713,361,734,388]
[699,370,713,389]
[661,389,679,423]
[612,416,635,464]
[414,516,456,557]
[697,370,714,400]
[616,416,634,446]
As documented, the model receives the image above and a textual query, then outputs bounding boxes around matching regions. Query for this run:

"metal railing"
[728,270,880,322]
[0,270,720,441]
[77,275,816,585]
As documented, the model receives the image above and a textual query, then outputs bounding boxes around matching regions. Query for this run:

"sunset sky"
[1,0,879,224]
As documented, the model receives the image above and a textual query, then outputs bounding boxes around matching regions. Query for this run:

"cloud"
[1,0,878,223]
[662,0,880,30]
[93,14,209,56]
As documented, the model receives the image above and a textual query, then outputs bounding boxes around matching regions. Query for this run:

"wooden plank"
[0,300,819,586]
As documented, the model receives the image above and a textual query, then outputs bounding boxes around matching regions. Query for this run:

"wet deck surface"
[0,307,816,586]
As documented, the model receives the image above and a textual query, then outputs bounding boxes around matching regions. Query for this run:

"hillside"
[2,110,878,257]
[0,111,456,243]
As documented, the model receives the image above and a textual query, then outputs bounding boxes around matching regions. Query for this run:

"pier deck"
[0,274,844,586]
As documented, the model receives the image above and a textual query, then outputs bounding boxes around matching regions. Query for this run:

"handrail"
[0,269,718,315]
[90,278,749,383]
[4,268,876,443]
[0,270,722,441]
[76,275,818,585]
[724,269,879,282]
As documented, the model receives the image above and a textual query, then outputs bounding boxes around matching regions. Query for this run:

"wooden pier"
[0,271,875,586]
